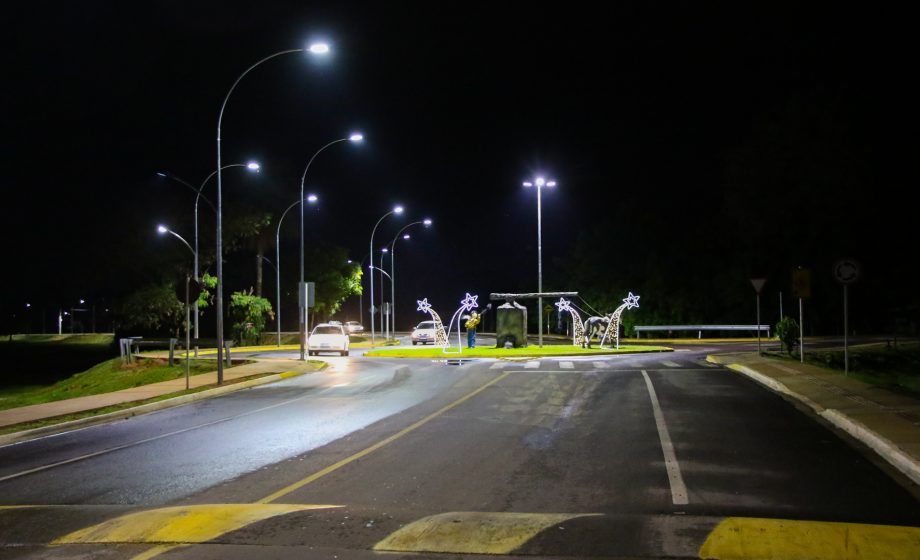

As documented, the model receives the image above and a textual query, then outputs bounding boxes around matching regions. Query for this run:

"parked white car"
[308,323,350,356]
[411,320,438,345]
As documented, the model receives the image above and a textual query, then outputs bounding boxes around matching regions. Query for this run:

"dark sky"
[3,2,914,331]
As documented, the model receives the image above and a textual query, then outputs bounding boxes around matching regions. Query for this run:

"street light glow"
[547,181,557,187]
[382,247,389,253]
[246,162,261,171]
[394,205,404,214]
[523,181,533,187]
[307,194,318,203]
[157,225,168,234]
[349,133,364,142]
[403,234,410,240]
[308,43,330,54]
[423,218,433,226]
[535,177,545,187]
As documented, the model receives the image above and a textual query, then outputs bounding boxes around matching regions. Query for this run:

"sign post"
[792,268,811,363]
[750,278,767,355]
[834,259,860,376]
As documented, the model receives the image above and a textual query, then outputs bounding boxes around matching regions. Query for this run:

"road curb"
[0,369,313,447]
[708,355,920,487]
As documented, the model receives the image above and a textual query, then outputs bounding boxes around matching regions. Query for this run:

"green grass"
[0,356,248,411]
[365,344,671,358]
[768,341,920,395]
[1,333,115,345]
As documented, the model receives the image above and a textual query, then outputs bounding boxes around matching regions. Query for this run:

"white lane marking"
[0,388,321,483]
[592,361,612,369]
[559,361,575,369]
[489,362,508,370]
[661,361,681,368]
[524,361,540,369]
[641,370,689,505]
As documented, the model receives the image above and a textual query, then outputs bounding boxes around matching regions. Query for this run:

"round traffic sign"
[833,259,860,284]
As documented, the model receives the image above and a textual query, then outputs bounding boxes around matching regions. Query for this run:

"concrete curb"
[0,369,311,447]
[708,356,920,487]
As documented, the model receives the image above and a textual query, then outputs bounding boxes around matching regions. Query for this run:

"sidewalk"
[0,358,318,434]
[708,351,920,487]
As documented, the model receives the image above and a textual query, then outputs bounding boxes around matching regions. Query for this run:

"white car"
[411,320,438,345]
[345,321,364,334]
[308,323,350,356]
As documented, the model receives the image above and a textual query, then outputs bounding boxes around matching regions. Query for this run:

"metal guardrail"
[633,325,771,339]
[119,337,235,366]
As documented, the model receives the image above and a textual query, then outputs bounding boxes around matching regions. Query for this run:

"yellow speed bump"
[53,504,341,544]
[699,517,920,560]
[374,511,599,555]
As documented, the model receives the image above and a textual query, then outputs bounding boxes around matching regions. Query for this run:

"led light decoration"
[599,292,641,350]
[555,298,586,347]
[417,298,448,347]
[443,293,479,354]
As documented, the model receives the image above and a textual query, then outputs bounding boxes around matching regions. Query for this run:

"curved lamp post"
[298,134,363,360]
[277,194,318,347]
[387,218,432,335]
[214,42,329,383]
[157,162,260,349]
[368,205,403,343]
[523,176,556,348]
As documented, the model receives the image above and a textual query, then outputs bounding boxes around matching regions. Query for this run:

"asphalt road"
[0,345,917,559]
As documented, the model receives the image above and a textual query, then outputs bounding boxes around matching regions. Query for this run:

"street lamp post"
[523,176,557,348]
[368,206,403,344]
[388,219,432,336]
[156,225,196,389]
[158,162,260,353]
[298,134,363,360]
[380,247,389,338]
[215,43,329,384]
[276,194,317,347]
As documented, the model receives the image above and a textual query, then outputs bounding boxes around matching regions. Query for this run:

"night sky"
[4,3,915,334]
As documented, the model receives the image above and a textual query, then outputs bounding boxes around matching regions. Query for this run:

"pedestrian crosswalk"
[487,358,722,371]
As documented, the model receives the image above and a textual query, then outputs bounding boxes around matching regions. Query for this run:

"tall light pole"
[275,194,317,348]
[157,162,260,350]
[379,247,389,337]
[523,176,556,348]
[299,134,363,360]
[215,42,330,384]
[368,205,403,343]
[388,218,432,335]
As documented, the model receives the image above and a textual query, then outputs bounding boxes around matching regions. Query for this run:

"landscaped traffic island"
[364,345,671,358]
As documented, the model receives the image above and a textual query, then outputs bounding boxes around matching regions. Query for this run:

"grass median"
[364,344,671,358]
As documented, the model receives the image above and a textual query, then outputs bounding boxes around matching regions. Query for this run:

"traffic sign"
[750,278,767,294]
[792,268,811,298]
[544,304,553,314]
[834,259,860,285]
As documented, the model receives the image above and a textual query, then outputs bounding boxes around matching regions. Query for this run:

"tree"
[305,245,363,321]
[114,283,184,337]
[229,288,274,346]
[775,316,799,355]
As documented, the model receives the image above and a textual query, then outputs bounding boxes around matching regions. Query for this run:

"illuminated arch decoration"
[416,298,448,347]
[443,293,479,354]
[599,292,640,350]
[555,298,586,348]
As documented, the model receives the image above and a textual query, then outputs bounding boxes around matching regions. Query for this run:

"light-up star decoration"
[600,292,641,350]
[444,293,480,354]
[556,298,586,348]
[416,298,448,347]
[460,293,479,312]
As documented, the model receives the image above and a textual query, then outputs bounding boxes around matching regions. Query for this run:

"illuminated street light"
[387,218,432,337]
[298,133,363,360]
[276,194,318,347]
[523,175,557,348]
[368,205,403,343]
[214,43,330,383]
[158,161,260,350]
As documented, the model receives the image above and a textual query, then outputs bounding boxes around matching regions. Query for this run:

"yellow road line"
[257,370,513,504]
[699,517,920,559]
[374,511,600,554]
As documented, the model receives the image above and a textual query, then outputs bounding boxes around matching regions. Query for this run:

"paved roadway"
[0,341,917,559]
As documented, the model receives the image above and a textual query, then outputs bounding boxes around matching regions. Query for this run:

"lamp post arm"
[300,138,349,189]
[368,265,392,281]
[166,230,196,258]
